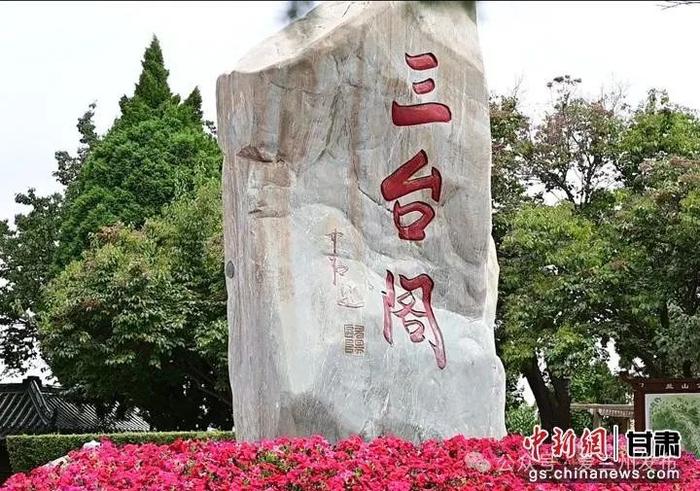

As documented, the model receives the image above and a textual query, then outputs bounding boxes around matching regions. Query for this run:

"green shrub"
[571,409,594,434]
[505,403,539,435]
[6,430,234,474]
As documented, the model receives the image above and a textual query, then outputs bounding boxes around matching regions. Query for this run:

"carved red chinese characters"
[412,78,435,95]
[391,101,451,126]
[382,270,446,369]
[391,53,452,127]
[380,150,441,202]
[404,52,438,70]
[384,53,450,241]
[380,149,442,241]
[380,52,452,369]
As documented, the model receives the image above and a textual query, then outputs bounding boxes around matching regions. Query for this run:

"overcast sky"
[1,1,699,382]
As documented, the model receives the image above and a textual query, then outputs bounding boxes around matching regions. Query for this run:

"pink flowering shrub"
[3,434,699,490]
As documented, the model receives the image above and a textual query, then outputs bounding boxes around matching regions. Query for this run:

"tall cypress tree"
[56,36,221,266]
[132,37,172,108]
[38,38,228,429]
[183,87,204,123]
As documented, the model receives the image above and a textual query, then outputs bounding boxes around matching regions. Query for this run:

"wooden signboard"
[624,377,700,455]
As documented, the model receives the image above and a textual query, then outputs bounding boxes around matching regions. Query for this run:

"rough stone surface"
[217,0,506,442]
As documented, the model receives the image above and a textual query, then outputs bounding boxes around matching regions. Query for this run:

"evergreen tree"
[183,87,204,123]
[56,36,221,267]
[132,37,172,108]
[38,38,228,429]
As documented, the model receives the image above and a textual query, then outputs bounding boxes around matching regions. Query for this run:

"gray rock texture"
[217,0,506,442]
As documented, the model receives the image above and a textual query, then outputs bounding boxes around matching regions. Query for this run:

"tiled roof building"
[0,377,149,481]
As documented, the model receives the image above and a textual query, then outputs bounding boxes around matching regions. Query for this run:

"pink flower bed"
[3,434,699,490]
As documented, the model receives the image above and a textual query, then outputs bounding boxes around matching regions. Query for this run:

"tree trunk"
[523,357,573,434]
[550,371,573,430]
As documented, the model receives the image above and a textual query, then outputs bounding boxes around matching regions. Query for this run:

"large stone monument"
[217,0,506,442]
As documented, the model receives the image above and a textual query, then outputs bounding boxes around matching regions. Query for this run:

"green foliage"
[497,201,615,429]
[129,37,173,110]
[0,101,100,373]
[569,361,628,404]
[6,431,234,474]
[505,403,539,435]
[492,77,629,430]
[0,190,63,372]
[285,1,475,23]
[492,79,700,429]
[571,410,594,434]
[10,37,229,431]
[53,103,99,187]
[604,158,700,376]
[569,361,628,433]
[489,94,540,419]
[499,203,608,374]
[6,28,697,435]
[619,89,700,188]
[56,37,221,267]
[40,180,230,430]
[418,1,476,19]
[183,87,204,124]
[490,94,534,245]
[529,76,623,208]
